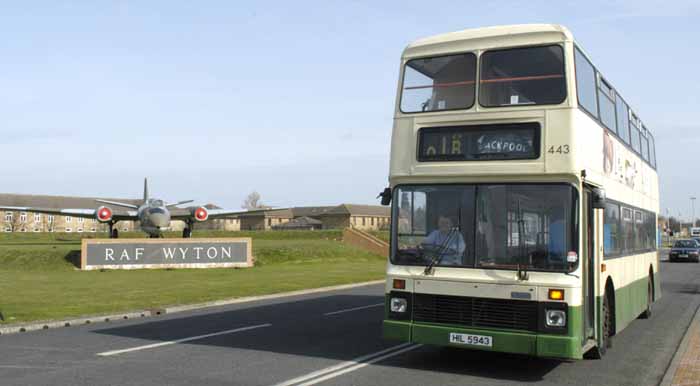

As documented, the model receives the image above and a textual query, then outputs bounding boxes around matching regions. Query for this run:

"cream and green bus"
[380,24,659,359]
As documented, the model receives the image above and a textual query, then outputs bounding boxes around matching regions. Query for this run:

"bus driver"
[421,216,466,265]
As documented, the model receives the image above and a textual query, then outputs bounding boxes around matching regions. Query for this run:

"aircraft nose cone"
[150,213,171,228]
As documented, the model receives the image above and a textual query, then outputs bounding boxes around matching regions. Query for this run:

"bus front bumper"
[383,320,582,359]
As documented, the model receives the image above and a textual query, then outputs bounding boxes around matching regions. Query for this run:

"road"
[1,253,699,386]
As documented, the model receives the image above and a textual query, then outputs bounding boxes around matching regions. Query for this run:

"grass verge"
[0,231,385,324]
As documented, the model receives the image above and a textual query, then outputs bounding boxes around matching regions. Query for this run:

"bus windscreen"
[392,184,577,272]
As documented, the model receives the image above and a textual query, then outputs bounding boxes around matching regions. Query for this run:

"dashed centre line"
[323,303,384,316]
[96,323,272,357]
[272,343,423,386]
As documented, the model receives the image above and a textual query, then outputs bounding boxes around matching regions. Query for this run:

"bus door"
[583,188,597,341]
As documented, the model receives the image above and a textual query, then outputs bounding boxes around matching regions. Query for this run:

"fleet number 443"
[547,145,570,154]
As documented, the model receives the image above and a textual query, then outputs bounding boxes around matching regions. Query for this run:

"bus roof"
[403,24,574,59]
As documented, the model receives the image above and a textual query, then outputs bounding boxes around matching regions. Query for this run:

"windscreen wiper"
[424,227,459,275]
[516,200,529,281]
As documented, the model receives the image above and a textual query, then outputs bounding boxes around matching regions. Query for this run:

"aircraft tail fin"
[143,178,149,202]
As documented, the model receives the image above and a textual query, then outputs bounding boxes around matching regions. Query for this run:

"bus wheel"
[640,277,653,319]
[586,292,612,359]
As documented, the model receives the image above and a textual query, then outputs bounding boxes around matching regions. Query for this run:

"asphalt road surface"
[2,251,698,386]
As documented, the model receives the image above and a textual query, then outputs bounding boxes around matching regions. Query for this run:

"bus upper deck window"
[479,45,566,107]
[400,53,476,113]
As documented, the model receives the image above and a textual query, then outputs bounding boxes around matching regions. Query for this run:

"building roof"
[290,206,336,217]
[325,204,390,217]
[272,216,323,229]
[236,208,294,218]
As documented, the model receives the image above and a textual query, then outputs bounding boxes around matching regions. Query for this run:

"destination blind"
[417,122,540,161]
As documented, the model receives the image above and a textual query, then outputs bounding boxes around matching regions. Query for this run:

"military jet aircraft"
[0,179,244,238]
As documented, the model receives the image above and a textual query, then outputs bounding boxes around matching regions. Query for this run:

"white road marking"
[272,343,422,386]
[0,365,62,369]
[323,303,384,316]
[97,323,271,357]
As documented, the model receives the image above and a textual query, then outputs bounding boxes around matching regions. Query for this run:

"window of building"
[597,77,616,132]
[4,212,12,222]
[77,228,83,233]
[78,217,84,224]
[34,213,41,223]
[33,228,40,232]
[20,227,26,232]
[4,227,11,232]
[65,228,72,233]
[20,212,27,223]
[47,215,54,223]
[574,47,598,118]
[615,94,630,145]
[362,217,366,226]
[90,228,96,232]
[65,216,72,223]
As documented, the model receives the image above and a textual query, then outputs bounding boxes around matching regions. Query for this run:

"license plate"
[680,254,688,258]
[449,333,493,347]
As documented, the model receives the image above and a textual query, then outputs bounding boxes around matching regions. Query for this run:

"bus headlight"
[546,310,566,327]
[390,298,408,313]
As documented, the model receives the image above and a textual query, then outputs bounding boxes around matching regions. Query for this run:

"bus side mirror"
[378,187,392,206]
[592,188,606,209]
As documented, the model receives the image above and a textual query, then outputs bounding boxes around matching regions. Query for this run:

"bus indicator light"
[393,279,406,290]
[548,289,565,301]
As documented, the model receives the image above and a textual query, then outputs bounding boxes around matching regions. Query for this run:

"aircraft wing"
[0,206,138,221]
[169,208,275,221]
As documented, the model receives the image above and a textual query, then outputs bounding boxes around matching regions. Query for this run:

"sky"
[0,1,698,218]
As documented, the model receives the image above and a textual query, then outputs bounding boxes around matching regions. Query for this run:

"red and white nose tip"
[194,207,209,222]
[96,206,113,222]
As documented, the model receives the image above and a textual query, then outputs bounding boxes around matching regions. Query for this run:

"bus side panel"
[602,252,657,335]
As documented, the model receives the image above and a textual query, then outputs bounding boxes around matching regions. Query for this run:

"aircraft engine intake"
[96,206,113,223]
[193,207,209,222]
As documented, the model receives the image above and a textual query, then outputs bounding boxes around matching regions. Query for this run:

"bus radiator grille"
[412,293,538,332]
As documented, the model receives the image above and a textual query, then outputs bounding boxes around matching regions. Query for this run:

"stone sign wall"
[80,238,253,270]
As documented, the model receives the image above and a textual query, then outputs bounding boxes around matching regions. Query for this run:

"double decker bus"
[380,24,659,359]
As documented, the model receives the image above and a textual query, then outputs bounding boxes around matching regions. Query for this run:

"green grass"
[0,230,385,324]
[367,230,390,243]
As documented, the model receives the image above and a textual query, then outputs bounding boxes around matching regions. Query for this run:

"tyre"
[586,292,612,359]
[639,277,652,319]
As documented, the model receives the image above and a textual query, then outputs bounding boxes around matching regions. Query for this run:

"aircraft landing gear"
[183,221,193,238]
[109,222,119,239]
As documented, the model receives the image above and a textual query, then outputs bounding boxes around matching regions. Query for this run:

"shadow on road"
[94,293,563,382]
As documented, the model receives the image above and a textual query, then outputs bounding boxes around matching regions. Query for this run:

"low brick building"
[0,193,390,233]
[235,204,390,231]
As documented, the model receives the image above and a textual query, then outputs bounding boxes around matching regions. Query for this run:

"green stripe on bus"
[383,305,584,359]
